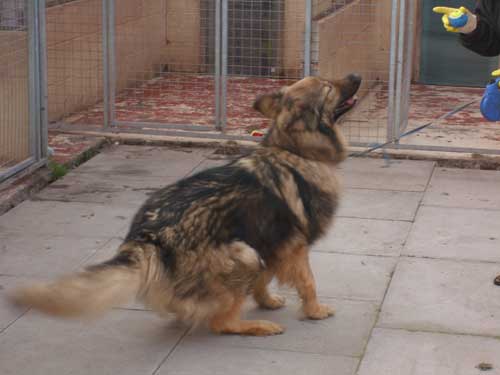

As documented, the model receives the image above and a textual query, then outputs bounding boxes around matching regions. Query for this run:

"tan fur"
[209,294,284,336]
[11,268,141,318]
[9,242,156,318]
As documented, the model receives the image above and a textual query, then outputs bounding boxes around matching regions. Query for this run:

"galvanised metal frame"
[304,0,312,77]
[100,0,313,138]
[0,0,47,183]
[386,0,400,144]
[102,0,115,129]
[94,0,500,156]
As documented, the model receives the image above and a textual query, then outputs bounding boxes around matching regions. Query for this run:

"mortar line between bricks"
[151,328,190,375]
[0,308,30,336]
[276,290,382,304]
[353,256,399,375]
[401,254,500,266]
[76,237,117,269]
[374,326,500,341]
[408,163,437,226]
[420,203,500,213]
[183,157,208,178]
[215,343,362,358]
[344,186,427,193]
[335,215,414,223]
[311,249,400,258]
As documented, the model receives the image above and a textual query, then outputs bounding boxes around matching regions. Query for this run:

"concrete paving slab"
[378,258,500,336]
[424,168,500,209]
[404,206,500,262]
[187,155,235,175]
[289,252,397,302]
[312,217,411,257]
[0,231,111,277]
[339,158,434,192]
[36,172,179,207]
[0,310,186,375]
[158,341,359,375]
[0,201,134,238]
[82,237,123,266]
[338,189,423,221]
[186,297,377,357]
[76,146,208,178]
[0,276,29,331]
[358,328,500,375]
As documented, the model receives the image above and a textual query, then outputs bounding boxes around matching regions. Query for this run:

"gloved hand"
[433,6,477,34]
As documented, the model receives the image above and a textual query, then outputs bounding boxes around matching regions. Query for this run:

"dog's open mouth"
[333,95,358,121]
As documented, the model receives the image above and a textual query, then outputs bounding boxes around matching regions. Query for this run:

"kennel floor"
[50,74,500,151]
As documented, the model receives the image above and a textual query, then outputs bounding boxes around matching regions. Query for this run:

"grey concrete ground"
[1,145,500,375]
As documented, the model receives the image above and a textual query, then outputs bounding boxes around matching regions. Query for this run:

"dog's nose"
[347,74,362,85]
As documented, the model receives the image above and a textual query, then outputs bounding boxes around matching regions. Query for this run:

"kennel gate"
[96,0,313,140]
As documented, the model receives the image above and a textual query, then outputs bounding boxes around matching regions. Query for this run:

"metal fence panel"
[110,0,219,132]
[311,0,394,146]
[223,0,306,135]
[45,0,104,127]
[0,0,46,183]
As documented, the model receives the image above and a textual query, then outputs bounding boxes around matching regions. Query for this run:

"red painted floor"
[65,74,295,134]
[50,74,500,152]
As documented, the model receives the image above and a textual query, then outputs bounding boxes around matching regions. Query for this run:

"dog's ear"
[253,91,284,119]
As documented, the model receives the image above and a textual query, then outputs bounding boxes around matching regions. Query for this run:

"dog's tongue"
[345,96,357,106]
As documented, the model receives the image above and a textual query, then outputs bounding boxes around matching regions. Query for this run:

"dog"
[10,74,361,336]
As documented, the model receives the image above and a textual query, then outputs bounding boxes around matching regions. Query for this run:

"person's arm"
[460,1,500,56]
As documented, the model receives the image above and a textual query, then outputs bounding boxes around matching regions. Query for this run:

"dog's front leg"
[292,247,335,320]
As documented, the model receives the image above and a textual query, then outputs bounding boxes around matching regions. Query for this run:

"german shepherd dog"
[10,74,361,336]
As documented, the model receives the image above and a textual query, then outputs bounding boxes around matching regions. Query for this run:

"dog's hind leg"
[253,270,286,310]
[209,294,284,336]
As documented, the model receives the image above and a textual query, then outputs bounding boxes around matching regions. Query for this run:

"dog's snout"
[347,74,362,87]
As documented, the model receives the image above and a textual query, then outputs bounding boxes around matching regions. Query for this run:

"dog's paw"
[246,320,285,336]
[304,303,335,320]
[257,294,286,310]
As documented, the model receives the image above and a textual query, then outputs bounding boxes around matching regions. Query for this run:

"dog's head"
[253,74,361,164]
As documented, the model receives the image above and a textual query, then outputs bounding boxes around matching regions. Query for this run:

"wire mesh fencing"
[311,0,394,146]
[45,0,396,142]
[113,0,217,130]
[45,0,104,126]
[0,0,30,176]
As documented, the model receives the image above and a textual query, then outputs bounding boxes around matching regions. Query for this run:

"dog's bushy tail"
[9,242,154,319]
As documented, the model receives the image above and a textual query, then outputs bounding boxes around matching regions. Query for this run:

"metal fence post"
[393,0,407,142]
[215,0,221,130]
[387,0,399,143]
[28,0,40,160]
[220,0,228,131]
[38,0,48,159]
[102,0,110,129]
[304,0,312,77]
[108,0,116,126]
[401,0,415,133]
